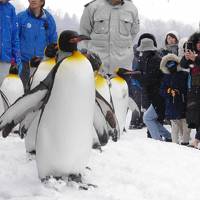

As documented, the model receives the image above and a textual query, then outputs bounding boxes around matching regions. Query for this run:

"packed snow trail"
[0,128,200,200]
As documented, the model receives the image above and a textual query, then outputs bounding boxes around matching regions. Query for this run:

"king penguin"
[22,44,57,154]
[109,72,129,135]
[82,51,120,146]
[0,64,24,106]
[0,30,95,182]
[0,64,24,134]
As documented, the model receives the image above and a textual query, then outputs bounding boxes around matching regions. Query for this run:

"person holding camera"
[180,32,200,148]
[17,0,57,91]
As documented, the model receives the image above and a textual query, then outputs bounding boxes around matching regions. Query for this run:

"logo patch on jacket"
[26,23,32,29]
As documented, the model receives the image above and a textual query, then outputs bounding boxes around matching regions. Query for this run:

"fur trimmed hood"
[160,54,182,74]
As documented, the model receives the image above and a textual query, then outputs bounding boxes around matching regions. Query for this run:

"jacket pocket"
[93,14,109,34]
[119,12,133,36]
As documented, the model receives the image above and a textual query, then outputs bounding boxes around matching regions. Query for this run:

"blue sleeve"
[160,77,170,98]
[47,14,57,44]
[11,6,21,65]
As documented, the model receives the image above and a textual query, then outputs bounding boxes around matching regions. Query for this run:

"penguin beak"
[78,35,91,41]
[69,35,91,44]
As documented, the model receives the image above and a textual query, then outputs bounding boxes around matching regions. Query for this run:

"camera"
[184,41,194,51]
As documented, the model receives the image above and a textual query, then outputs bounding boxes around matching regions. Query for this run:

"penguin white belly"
[36,53,95,178]
[1,75,24,133]
[1,75,24,105]
[25,59,55,153]
[31,59,55,88]
[110,76,129,134]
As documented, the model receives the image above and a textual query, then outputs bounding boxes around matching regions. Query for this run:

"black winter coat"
[180,53,200,128]
[131,51,165,120]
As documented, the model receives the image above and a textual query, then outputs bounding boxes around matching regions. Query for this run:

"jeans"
[143,104,171,140]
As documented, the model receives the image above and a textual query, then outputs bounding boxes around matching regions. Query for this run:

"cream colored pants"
[170,119,191,144]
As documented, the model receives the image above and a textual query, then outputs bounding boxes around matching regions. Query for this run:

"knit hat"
[137,33,157,47]
[137,38,157,52]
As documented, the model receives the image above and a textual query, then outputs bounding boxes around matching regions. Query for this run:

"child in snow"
[160,54,191,145]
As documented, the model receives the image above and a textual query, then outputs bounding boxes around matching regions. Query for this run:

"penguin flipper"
[95,90,120,142]
[19,110,39,139]
[0,58,64,138]
[0,87,48,138]
[128,97,140,114]
[0,90,10,111]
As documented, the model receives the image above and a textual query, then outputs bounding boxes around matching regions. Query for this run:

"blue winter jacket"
[160,71,188,120]
[17,9,57,62]
[0,1,21,65]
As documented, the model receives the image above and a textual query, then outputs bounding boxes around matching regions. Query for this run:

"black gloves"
[44,43,58,58]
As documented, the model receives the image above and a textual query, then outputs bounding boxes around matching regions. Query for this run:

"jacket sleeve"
[160,76,170,98]
[194,55,200,66]
[130,4,140,40]
[79,6,94,49]
[11,6,21,65]
[47,14,58,44]
[180,56,192,69]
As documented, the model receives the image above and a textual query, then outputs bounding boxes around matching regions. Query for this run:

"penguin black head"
[9,62,18,75]
[58,30,91,52]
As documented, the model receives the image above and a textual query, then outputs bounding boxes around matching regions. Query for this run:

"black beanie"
[137,33,157,47]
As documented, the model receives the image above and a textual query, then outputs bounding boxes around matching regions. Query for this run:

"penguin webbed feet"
[2,120,15,138]
[41,174,97,190]
[109,129,118,142]
[92,143,103,152]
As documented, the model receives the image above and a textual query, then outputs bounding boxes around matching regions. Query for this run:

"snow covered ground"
[0,124,200,200]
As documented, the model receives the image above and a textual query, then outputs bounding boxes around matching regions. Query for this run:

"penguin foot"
[26,151,36,161]
[68,173,82,183]
[41,175,97,191]
[109,129,118,142]
[42,176,66,191]
[85,166,92,171]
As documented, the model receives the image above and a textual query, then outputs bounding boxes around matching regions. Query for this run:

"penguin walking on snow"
[81,50,120,147]
[0,64,24,105]
[109,73,129,135]
[21,44,57,154]
[0,30,95,184]
[0,63,24,134]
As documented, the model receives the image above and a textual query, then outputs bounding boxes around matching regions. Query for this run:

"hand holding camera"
[184,42,197,62]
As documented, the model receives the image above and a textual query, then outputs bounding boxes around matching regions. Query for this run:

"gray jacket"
[79,0,139,74]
